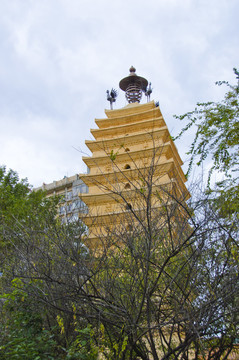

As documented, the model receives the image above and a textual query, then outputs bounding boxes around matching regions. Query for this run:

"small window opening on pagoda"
[125,203,132,210]
[125,147,130,152]
[124,183,131,189]
[124,164,131,169]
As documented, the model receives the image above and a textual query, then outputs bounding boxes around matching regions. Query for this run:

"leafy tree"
[0,166,97,359]
[173,68,239,358]
[0,279,57,360]
[0,279,99,360]
[0,165,47,222]
[174,68,239,220]
[174,68,239,183]
[0,166,59,272]
[2,154,237,359]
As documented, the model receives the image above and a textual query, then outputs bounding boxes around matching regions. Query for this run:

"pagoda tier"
[80,101,189,239]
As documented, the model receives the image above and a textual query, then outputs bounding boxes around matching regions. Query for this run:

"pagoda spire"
[119,66,148,103]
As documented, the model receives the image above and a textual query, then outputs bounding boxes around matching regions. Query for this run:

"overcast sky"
[0,0,238,187]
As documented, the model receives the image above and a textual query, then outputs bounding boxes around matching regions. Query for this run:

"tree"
[0,166,60,271]
[0,279,57,360]
[1,149,238,359]
[0,278,98,360]
[0,166,97,359]
[173,68,239,358]
[174,68,239,220]
[76,157,238,359]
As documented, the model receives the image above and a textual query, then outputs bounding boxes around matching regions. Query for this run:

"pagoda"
[80,67,189,240]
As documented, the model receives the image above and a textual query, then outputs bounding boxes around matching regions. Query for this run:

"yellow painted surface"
[80,101,189,239]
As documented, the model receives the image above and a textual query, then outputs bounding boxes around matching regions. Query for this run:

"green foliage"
[0,165,60,271]
[0,165,29,220]
[109,149,118,161]
[0,279,99,360]
[174,68,239,225]
[0,165,59,224]
[174,68,239,186]
[97,324,130,360]
[0,279,57,360]
[0,167,95,359]
[174,66,239,355]
[65,326,98,360]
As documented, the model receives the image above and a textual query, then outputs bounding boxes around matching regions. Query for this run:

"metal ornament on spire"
[106,88,118,110]
[119,66,149,103]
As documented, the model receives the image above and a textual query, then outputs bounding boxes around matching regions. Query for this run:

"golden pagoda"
[80,67,189,240]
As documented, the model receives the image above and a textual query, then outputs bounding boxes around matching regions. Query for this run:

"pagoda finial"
[119,67,148,104]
